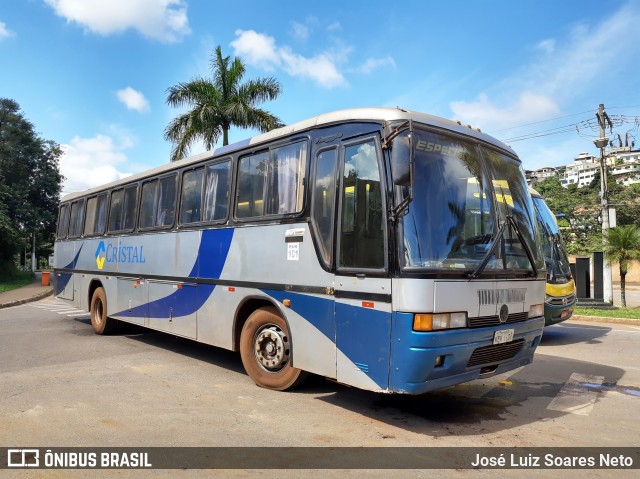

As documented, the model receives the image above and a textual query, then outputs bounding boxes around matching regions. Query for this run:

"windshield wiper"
[466,215,539,279]
[466,220,508,279]
[507,215,539,278]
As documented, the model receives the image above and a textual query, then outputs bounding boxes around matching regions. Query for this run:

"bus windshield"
[532,195,572,282]
[398,129,544,275]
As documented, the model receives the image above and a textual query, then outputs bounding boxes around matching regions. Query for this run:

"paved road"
[1,299,639,478]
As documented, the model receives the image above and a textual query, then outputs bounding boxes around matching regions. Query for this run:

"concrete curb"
[0,288,53,309]
[569,314,640,325]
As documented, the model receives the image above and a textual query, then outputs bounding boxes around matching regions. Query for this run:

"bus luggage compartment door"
[147,279,197,339]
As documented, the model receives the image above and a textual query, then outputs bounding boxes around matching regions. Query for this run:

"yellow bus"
[530,187,576,325]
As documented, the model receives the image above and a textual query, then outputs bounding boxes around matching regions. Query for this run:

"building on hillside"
[559,152,616,188]
[609,147,640,186]
[525,166,562,186]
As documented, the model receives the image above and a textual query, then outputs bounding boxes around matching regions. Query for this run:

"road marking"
[29,302,88,317]
[547,372,604,416]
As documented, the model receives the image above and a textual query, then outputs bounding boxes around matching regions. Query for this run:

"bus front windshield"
[532,196,572,283]
[397,130,544,276]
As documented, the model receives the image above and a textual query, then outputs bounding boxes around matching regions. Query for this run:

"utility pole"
[594,103,613,304]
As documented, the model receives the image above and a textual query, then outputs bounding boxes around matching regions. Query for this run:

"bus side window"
[339,140,385,270]
[266,142,307,215]
[180,168,204,224]
[68,200,85,238]
[312,148,337,266]
[236,151,268,218]
[139,180,158,229]
[84,194,107,236]
[156,175,177,227]
[204,160,230,222]
[108,189,124,232]
[57,204,70,239]
[122,185,138,231]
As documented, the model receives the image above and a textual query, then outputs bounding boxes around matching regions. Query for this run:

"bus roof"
[60,107,516,203]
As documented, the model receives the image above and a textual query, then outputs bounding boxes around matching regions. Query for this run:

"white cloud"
[59,134,133,194]
[116,87,150,113]
[290,21,310,41]
[231,29,347,88]
[537,38,555,54]
[230,29,280,71]
[359,56,396,74]
[44,0,190,43]
[0,20,14,39]
[451,92,560,132]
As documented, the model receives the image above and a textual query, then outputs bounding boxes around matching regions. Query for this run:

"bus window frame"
[335,135,389,275]
[83,193,109,237]
[138,173,178,232]
[310,145,339,270]
[178,157,232,228]
[107,183,140,235]
[56,203,71,240]
[67,199,86,239]
[233,138,309,223]
[178,165,206,227]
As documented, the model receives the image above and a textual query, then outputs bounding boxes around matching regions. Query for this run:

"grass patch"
[574,306,640,320]
[0,271,35,293]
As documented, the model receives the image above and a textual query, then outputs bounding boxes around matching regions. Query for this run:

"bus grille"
[467,339,525,368]
[468,311,529,328]
[548,294,576,306]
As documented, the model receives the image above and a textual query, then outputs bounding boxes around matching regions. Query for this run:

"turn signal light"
[413,312,467,331]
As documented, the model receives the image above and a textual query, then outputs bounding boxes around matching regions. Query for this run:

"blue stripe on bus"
[55,244,84,293]
[260,289,335,341]
[262,289,390,389]
[335,302,390,389]
[115,228,234,318]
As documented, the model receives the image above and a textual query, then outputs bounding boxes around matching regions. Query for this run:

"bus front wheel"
[240,307,307,390]
[90,287,116,335]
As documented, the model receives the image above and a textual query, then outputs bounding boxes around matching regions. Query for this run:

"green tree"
[603,225,640,308]
[0,99,63,271]
[536,177,600,254]
[164,46,284,162]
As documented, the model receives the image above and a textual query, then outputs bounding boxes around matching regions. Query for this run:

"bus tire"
[239,307,308,391]
[90,287,116,335]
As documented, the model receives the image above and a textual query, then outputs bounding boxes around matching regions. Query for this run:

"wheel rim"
[253,323,290,372]
[93,299,103,325]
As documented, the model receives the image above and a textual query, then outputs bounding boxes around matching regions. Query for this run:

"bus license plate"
[493,329,514,345]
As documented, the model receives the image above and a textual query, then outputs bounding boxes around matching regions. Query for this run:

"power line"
[490,109,594,133]
[500,115,640,143]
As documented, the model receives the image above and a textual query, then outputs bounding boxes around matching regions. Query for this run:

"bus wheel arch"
[236,301,307,390]
[90,284,116,335]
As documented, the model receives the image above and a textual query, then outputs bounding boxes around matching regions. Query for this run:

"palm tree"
[603,225,640,308]
[164,46,284,162]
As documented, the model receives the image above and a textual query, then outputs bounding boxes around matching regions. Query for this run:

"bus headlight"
[413,312,467,331]
[528,304,544,318]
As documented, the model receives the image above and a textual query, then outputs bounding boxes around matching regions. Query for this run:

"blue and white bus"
[54,107,546,394]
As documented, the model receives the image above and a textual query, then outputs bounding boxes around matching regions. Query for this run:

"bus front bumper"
[389,313,545,395]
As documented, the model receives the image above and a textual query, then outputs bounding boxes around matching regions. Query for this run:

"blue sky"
[1,0,639,195]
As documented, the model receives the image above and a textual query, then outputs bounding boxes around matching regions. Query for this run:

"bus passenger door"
[334,136,392,392]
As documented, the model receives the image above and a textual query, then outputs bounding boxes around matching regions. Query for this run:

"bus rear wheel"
[90,287,116,335]
[239,307,307,390]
